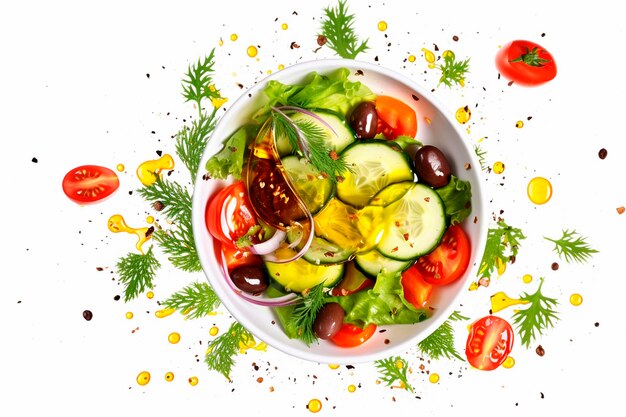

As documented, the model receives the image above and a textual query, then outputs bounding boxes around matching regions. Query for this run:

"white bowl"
[192,59,487,364]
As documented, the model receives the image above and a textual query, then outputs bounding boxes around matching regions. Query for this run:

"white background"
[2,0,625,416]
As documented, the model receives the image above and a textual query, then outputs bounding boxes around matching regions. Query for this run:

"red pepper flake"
[324,251,335,258]
[229,146,238,152]
[464,163,471,170]
[536,345,545,356]
[317,35,327,46]
[290,41,300,49]
[355,69,364,76]
[394,220,401,227]
[329,150,339,160]
[598,148,608,159]
[403,233,409,241]
[256,377,264,383]
[617,206,625,215]
[453,35,459,41]
[335,175,344,183]
[551,262,559,271]
[424,197,430,202]
[391,246,399,253]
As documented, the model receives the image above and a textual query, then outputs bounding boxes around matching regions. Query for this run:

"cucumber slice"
[355,249,413,277]
[376,182,446,261]
[276,110,355,156]
[337,140,414,208]
[282,155,334,214]
[313,198,376,254]
[265,248,345,293]
[286,227,355,265]
[369,181,414,207]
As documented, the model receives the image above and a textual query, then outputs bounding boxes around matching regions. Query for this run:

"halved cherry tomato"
[375,95,418,139]
[465,315,514,371]
[401,264,433,308]
[330,262,375,296]
[205,181,258,247]
[413,225,471,286]
[62,165,120,204]
[220,242,262,271]
[495,40,557,86]
[330,323,377,348]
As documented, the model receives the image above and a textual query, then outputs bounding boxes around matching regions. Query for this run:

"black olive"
[413,145,452,188]
[313,302,345,340]
[349,102,378,139]
[229,265,269,294]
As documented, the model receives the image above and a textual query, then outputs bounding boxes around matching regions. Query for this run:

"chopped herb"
[162,281,220,319]
[418,310,468,360]
[291,284,327,345]
[477,220,525,280]
[320,0,369,59]
[116,246,161,302]
[375,356,414,392]
[512,278,559,347]
[205,322,255,380]
[473,144,488,171]
[437,51,470,88]
[544,229,598,264]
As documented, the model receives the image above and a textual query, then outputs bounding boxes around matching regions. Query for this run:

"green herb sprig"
[182,50,221,117]
[320,0,369,59]
[375,356,414,392]
[544,229,598,264]
[291,284,327,345]
[116,246,161,302]
[418,310,468,361]
[162,282,221,319]
[176,111,217,182]
[473,144,487,171]
[437,52,470,88]
[477,220,526,280]
[512,278,559,347]
[205,322,255,380]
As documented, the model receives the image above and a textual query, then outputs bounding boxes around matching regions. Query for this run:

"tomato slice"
[62,165,120,204]
[330,323,377,348]
[375,95,418,139]
[413,225,471,286]
[465,315,514,370]
[495,40,557,86]
[401,264,433,308]
[220,242,263,271]
[205,181,259,247]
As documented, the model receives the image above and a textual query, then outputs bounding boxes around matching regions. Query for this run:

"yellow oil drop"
[348,384,356,392]
[168,332,181,344]
[218,38,224,46]
[247,45,258,58]
[230,33,238,41]
[493,161,505,174]
[116,163,125,172]
[516,120,524,128]
[442,50,455,59]
[188,376,199,386]
[502,356,515,368]
[146,215,154,224]
[408,54,416,63]
[496,256,507,276]
[165,372,174,382]
[424,116,432,125]
[490,291,530,313]
[125,311,134,319]
[395,359,404,369]
[527,177,553,205]
[209,326,219,336]
[136,154,175,186]
[266,69,272,75]
[107,214,151,253]
[210,96,228,109]
[421,48,435,64]
[429,373,440,383]
[328,364,340,370]
[136,371,151,386]
[146,291,154,299]
[455,106,471,124]
[522,274,533,284]
[281,23,288,30]
[468,281,479,291]
[307,399,322,413]
[570,293,583,306]
[278,64,285,71]
[377,21,388,31]
[155,308,176,318]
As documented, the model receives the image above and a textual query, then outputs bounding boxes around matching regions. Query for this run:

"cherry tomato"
[205,181,258,247]
[495,40,557,86]
[62,165,120,204]
[220,242,262,271]
[413,225,471,286]
[330,323,377,348]
[401,264,433,308]
[465,315,514,371]
[375,95,418,139]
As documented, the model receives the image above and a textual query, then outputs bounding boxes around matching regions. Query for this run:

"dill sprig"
[512,278,559,348]
[473,144,488,171]
[182,49,221,117]
[477,220,526,279]
[162,281,220,319]
[437,51,470,88]
[320,0,369,59]
[176,110,217,182]
[271,108,348,181]
[116,246,161,302]
[136,179,201,272]
[544,229,598,264]
[374,356,414,392]
[205,321,254,380]
[418,310,468,361]
[292,284,327,345]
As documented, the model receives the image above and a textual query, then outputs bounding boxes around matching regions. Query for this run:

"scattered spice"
[616,206,624,215]
[598,148,607,159]
[153,201,165,211]
[317,35,327,46]
[32,157,38,163]
[82,310,93,321]
[551,262,559,271]
[536,345,545,356]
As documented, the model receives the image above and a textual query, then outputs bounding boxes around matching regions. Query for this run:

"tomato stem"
[509,47,551,67]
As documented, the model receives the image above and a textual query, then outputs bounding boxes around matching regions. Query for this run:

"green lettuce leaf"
[435,175,472,225]
[257,68,376,118]
[204,124,258,180]
[328,270,429,326]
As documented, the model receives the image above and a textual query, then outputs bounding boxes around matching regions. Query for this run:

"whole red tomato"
[495,40,557,86]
